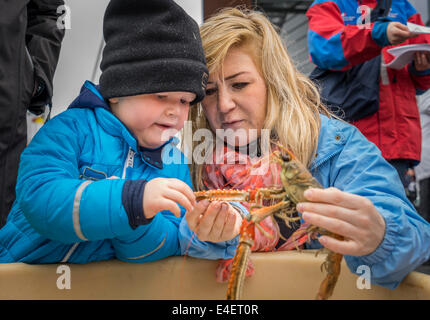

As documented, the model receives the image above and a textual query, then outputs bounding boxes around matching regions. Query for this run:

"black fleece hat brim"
[100,58,208,104]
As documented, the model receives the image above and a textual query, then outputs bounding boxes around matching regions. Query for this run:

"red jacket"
[307,0,430,162]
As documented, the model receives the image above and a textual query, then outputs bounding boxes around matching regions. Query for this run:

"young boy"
[0,0,209,264]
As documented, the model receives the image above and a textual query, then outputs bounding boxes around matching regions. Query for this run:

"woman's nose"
[217,89,235,113]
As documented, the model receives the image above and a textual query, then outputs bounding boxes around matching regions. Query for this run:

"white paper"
[385,44,430,70]
[407,22,430,34]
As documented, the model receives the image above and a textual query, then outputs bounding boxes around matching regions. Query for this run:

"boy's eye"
[232,82,248,90]
[180,99,191,105]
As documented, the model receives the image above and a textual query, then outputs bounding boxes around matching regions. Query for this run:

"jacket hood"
[69,80,110,111]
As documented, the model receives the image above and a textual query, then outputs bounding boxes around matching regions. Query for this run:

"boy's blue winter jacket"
[0,81,191,264]
[180,115,430,289]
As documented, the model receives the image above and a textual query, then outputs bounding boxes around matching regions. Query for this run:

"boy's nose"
[166,102,181,117]
[217,89,236,114]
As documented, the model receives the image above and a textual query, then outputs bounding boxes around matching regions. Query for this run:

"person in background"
[0,0,65,228]
[306,0,430,190]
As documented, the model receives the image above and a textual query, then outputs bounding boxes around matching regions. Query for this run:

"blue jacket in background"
[0,81,191,264]
[180,115,430,290]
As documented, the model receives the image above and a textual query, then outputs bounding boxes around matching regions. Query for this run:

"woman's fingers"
[185,199,210,231]
[318,235,358,256]
[297,201,358,226]
[302,187,369,210]
[220,206,240,239]
[195,201,223,239]
[301,211,359,240]
[298,188,385,256]
[209,202,229,240]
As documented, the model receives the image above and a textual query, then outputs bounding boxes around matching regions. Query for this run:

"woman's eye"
[157,95,167,100]
[205,88,217,96]
[232,82,248,90]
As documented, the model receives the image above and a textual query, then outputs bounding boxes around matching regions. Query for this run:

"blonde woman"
[179,7,430,288]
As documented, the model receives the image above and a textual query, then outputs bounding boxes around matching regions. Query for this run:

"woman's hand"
[143,178,196,219]
[297,187,386,257]
[185,199,243,242]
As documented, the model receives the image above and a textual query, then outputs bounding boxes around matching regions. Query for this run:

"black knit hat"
[99,0,208,104]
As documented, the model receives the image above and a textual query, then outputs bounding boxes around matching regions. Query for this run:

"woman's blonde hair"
[184,7,331,191]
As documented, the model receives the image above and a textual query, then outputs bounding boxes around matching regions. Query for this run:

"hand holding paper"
[385,44,430,70]
[387,22,418,45]
[414,52,430,71]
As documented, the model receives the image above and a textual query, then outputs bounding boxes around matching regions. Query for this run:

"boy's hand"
[387,22,418,45]
[143,178,196,219]
[185,200,243,242]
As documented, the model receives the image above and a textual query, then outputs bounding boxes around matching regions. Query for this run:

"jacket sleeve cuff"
[371,21,391,47]
[122,179,153,229]
[356,208,399,265]
[179,217,239,259]
[229,201,250,219]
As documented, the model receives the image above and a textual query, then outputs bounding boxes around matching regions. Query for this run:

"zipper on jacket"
[122,147,135,179]
[312,149,342,171]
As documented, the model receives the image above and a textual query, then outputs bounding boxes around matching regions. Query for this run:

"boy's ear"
[109,97,119,104]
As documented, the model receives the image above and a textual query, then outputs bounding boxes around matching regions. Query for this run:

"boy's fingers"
[164,189,194,214]
[159,199,181,217]
[168,179,196,207]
